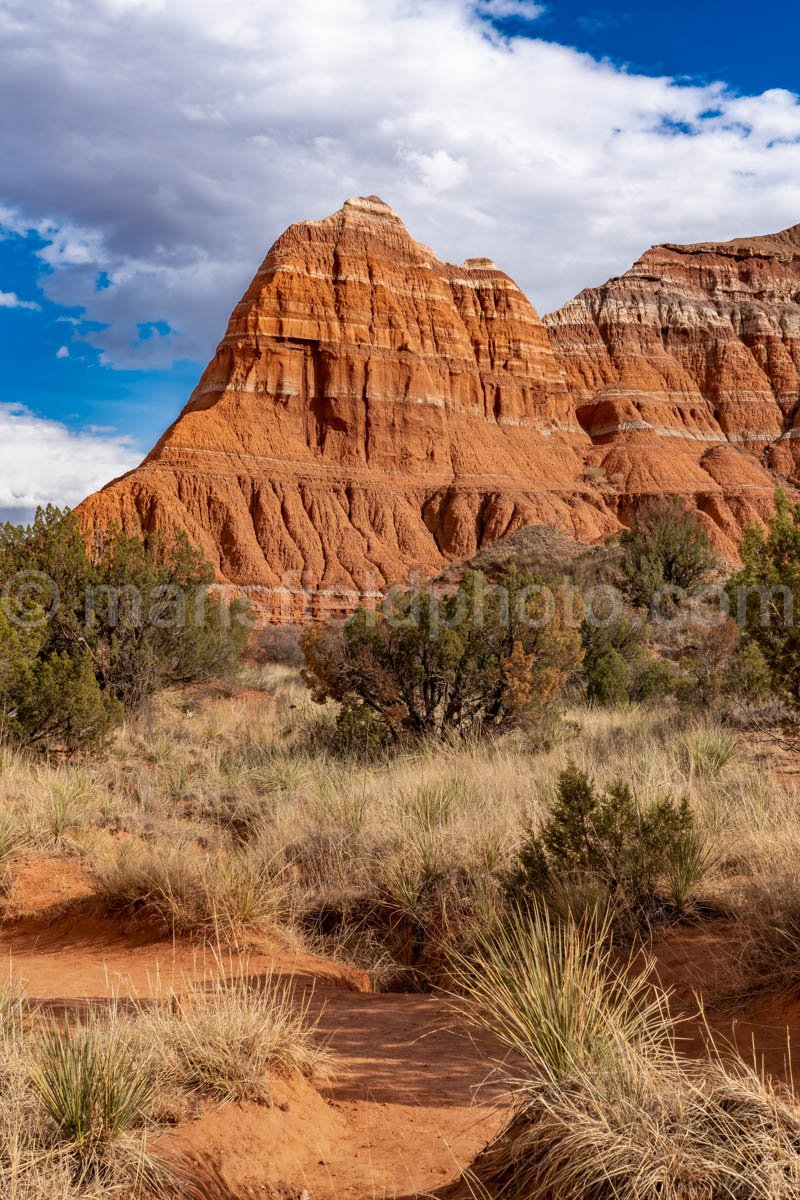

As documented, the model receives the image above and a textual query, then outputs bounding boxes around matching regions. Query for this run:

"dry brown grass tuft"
[92,844,289,944]
[455,906,800,1200]
[146,967,330,1103]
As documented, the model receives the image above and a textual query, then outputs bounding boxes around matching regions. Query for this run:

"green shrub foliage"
[0,507,248,750]
[512,763,696,917]
[582,610,675,706]
[620,498,718,609]
[585,650,629,706]
[300,569,583,742]
[728,488,800,703]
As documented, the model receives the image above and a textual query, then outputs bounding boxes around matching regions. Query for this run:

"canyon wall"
[545,224,800,554]
[80,198,800,614]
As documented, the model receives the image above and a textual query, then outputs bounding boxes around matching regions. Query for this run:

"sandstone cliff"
[80,199,800,614]
[545,226,800,552]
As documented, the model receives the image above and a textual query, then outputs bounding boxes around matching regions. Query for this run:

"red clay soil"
[5,859,800,1198]
[1,859,509,1200]
[652,921,800,1085]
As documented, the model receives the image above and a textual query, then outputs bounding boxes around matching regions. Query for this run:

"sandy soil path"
[0,858,509,1199]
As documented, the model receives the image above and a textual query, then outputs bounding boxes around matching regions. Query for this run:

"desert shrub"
[326,699,391,761]
[723,641,773,700]
[0,609,121,753]
[629,656,676,702]
[0,507,248,751]
[453,906,800,1200]
[582,609,675,706]
[586,650,628,705]
[581,606,646,664]
[728,488,800,703]
[620,498,718,609]
[678,616,739,695]
[511,763,699,919]
[254,625,305,668]
[301,569,583,743]
[13,651,123,754]
[672,616,772,709]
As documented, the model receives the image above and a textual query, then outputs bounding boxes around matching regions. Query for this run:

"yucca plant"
[381,855,425,919]
[451,905,672,1085]
[453,905,800,1200]
[30,1016,158,1178]
[664,828,717,912]
[680,727,737,777]
[0,809,29,867]
[404,779,460,831]
[46,792,85,846]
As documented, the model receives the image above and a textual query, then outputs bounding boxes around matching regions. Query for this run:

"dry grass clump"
[454,907,800,1200]
[471,1058,800,1200]
[147,969,330,1103]
[0,964,328,1198]
[733,869,800,992]
[93,845,288,944]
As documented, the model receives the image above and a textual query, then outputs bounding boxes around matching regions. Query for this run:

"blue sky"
[2,0,800,522]
[505,1,799,95]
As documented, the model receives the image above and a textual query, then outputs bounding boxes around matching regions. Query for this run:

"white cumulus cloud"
[0,404,141,517]
[55,345,70,359]
[0,0,798,375]
[0,290,40,311]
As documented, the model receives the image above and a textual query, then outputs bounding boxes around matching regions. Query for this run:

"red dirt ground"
[5,859,800,1198]
[1,859,509,1199]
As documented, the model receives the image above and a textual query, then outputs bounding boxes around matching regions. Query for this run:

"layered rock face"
[80,196,616,615]
[545,226,800,553]
[81,200,800,613]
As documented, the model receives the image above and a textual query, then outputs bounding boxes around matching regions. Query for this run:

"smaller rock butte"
[80,197,800,618]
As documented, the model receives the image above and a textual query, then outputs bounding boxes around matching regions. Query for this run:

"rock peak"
[341,194,402,222]
[80,201,800,617]
[656,220,800,261]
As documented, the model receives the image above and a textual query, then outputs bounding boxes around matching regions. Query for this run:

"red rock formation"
[80,196,616,615]
[81,200,800,614]
[545,225,800,554]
